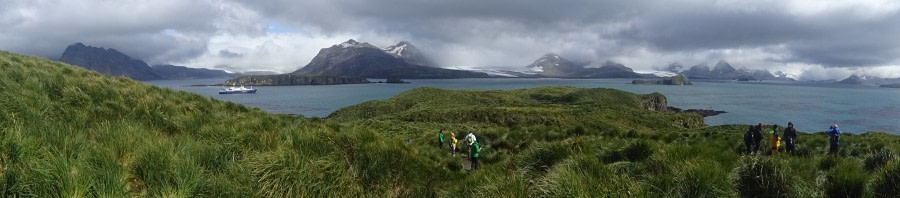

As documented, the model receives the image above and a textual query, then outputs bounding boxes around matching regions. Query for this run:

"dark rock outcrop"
[640,92,725,118]
[293,39,489,79]
[59,43,162,80]
[639,93,669,112]
[667,107,727,117]
[385,78,409,84]
[225,74,369,86]
[684,109,727,117]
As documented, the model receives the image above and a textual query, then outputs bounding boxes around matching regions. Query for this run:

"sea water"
[148,78,900,134]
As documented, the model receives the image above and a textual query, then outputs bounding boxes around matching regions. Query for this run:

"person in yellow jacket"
[450,132,459,156]
[769,125,781,156]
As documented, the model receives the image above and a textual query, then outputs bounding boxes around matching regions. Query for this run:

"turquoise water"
[148,78,900,134]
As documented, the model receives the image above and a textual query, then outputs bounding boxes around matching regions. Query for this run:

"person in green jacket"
[470,141,481,170]
[438,130,445,148]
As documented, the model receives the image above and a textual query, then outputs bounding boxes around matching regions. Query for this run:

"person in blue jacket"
[826,124,842,155]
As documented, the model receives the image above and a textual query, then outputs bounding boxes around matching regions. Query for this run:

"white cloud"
[175,32,356,73]
[787,0,900,19]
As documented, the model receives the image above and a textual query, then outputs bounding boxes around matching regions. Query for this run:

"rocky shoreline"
[667,107,727,117]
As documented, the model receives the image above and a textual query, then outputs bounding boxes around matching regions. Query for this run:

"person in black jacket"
[744,125,755,155]
[753,123,764,154]
[783,122,798,155]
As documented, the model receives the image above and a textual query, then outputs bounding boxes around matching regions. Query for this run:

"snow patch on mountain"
[447,66,519,77]
[634,70,678,77]
[529,65,544,73]
[385,43,407,56]
[337,39,376,49]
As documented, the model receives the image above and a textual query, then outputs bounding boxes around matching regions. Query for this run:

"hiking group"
[438,130,481,170]
[743,122,842,156]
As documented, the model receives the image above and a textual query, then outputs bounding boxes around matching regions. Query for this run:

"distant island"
[632,74,692,85]
[384,78,410,84]
[225,74,369,86]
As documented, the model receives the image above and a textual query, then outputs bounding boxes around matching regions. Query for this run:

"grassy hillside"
[1,50,899,197]
[329,86,705,138]
[0,51,442,197]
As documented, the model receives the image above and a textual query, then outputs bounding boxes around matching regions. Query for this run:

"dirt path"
[461,154,472,170]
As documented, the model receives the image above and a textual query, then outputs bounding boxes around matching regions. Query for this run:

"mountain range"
[673,60,795,81]
[293,39,489,79]
[836,74,900,86]
[58,41,815,82]
[58,43,239,80]
[525,54,642,78]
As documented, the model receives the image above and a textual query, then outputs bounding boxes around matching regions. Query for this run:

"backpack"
[472,142,481,157]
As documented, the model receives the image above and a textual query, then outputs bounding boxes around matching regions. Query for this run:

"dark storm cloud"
[234,0,900,68]
[218,49,243,58]
[633,11,807,51]
[0,0,255,64]
[235,0,643,35]
[2,0,900,75]
[632,2,900,67]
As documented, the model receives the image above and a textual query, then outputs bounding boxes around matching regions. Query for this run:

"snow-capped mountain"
[525,54,583,77]
[712,60,737,75]
[773,71,798,80]
[383,41,437,67]
[337,39,379,49]
[678,60,796,81]
[294,39,489,79]
[524,54,642,78]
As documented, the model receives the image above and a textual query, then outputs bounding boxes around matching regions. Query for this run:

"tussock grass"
[825,161,866,198]
[872,161,900,197]
[735,157,793,197]
[1,50,899,197]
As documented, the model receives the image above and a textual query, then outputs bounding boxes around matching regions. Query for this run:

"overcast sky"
[2,0,900,80]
